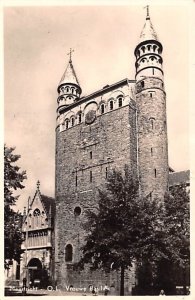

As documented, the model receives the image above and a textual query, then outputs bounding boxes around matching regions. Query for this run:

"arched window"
[65,244,73,262]
[147,45,151,51]
[71,117,75,127]
[141,46,145,53]
[149,117,155,130]
[33,208,40,216]
[153,45,157,52]
[101,104,105,114]
[66,87,69,93]
[78,112,82,123]
[109,100,113,110]
[71,87,74,94]
[65,119,69,129]
[33,208,40,227]
[118,97,123,108]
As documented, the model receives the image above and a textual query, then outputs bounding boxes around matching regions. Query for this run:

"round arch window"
[74,206,81,216]
[33,208,40,216]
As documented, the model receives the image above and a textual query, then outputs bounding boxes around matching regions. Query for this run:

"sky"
[4,2,191,212]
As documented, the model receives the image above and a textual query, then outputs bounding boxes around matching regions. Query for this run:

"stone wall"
[55,101,137,291]
[136,77,169,200]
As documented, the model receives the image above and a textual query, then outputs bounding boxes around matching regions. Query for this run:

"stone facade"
[54,10,169,294]
[55,80,138,291]
[20,184,55,288]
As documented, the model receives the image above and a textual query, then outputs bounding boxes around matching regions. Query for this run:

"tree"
[161,184,190,294]
[164,184,190,268]
[77,166,168,295]
[4,145,27,266]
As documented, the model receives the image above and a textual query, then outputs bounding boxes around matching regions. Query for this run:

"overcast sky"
[4,3,190,212]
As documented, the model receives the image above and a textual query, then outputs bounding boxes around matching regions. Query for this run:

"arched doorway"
[28,258,50,289]
[28,258,42,288]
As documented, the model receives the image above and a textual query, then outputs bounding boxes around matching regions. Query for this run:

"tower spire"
[57,49,82,110]
[139,6,158,43]
[37,180,40,191]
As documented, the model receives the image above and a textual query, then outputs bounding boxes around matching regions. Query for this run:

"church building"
[14,7,189,295]
[54,7,168,293]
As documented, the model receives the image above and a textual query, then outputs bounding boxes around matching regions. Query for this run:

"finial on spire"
[37,180,40,190]
[144,5,150,20]
[67,48,74,63]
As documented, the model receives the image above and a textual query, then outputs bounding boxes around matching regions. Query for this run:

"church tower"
[135,7,169,200]
[57,49,82,111]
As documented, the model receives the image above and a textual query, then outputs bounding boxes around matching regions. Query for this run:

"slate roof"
[58,60,80,88]
[139,15,158,43]
[41,194,55,217]
[168,170,190,187]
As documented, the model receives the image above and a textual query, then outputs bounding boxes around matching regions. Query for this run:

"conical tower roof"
[58,58,80,88]
[139,7,158,43]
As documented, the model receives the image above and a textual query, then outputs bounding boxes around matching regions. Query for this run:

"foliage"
[4,145,27,266]
[77,166,190,295]
[164,184,190,268]
[77,166,168,294]
[137,184,190,295]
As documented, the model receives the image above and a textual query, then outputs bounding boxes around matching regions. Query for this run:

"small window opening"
[78,113,82,123]
[106,167,108,179]
[147,45,151,51]
[141,81,145,88]
[154,169,157,178]
[74,206,81,216]
[65,244,73,262]
[71,118,75,127]
[153,45,157,52]
[118,97,123,108]
[110,100,113,110]
[152,68,154,75]
[150,93,153,98]
[141,46,145,53]
[149,192,152,201]
[101,104,105,114]
[66,120,69,129]
[90,151,92,159]
[90,170,92,183]
[75,173,77,187]
[151,148,153,156]
[150,118,155,130]
[66,87,69,93]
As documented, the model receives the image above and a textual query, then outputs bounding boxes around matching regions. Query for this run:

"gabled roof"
[169,170,190,187]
